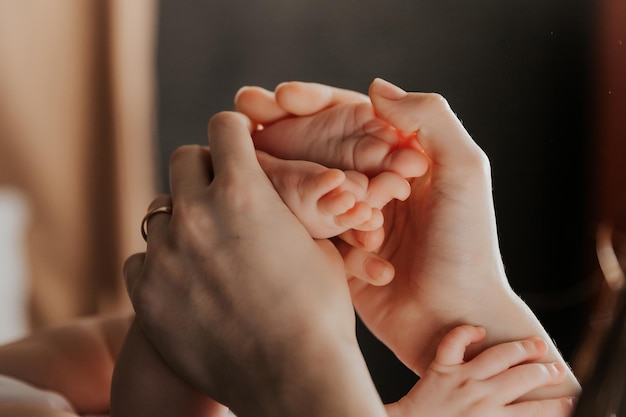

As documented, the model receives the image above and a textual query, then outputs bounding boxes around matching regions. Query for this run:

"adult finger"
[275,81,369,116]
[123,252,146,301]
[142,194,173,246]
[466,337,548,380]
[234,86,289,125]
[336,239,395,286]
[168,145,213,203]
[434,325,486,367]
[207,111,264,180]
[369,78,489,181]
[489,362,567,405]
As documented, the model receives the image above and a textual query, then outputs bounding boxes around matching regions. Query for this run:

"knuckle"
[208,111,247,132]
[454,145,491,188]
[170,144,202,165]
[464,145,491,175]
[423,92,452,113]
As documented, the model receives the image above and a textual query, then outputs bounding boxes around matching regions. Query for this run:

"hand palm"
[238,82,507,374]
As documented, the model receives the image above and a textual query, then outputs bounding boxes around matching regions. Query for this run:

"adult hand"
[123,112,386,417]
[236,78,581,400]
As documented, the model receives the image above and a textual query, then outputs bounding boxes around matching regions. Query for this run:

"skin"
[235,78,582,400]
[112,151,408,417]
[123,86,577,415]
[0,314,132,416]
[123,132,388,417]
[0,79,571,416]
[387,325,574,417]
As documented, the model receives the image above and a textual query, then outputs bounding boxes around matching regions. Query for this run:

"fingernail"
[563,396,577,409]
[364,257,394,285]
[550,362,565,374]
[354,230,368,247]
[371,77,408,100]
[533,337,547,351]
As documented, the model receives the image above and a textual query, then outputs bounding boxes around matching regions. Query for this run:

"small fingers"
[334,201,374,229]
[467,337,549,379]
[490,362,568,405]
[367,172,411,208]
[434,325,487,367]
[505,397,576,417]
[235,86,289,125]
[349,209,384,232]
[318,190,356,217]
[383,147,430,179]
[338,227,385,252]
[275,81,369,116]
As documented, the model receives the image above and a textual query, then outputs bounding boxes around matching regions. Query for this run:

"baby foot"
[236,82,429,179]
[257,151,409,239]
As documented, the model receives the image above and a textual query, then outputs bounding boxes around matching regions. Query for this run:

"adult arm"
[123,112,387,417]
[236,78,581,400]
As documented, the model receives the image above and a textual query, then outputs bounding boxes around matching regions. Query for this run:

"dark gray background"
[156,0,595,401]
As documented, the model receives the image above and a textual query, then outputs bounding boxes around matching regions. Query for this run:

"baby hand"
[386,325,576,417]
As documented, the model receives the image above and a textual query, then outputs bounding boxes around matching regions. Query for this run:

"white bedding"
[0,374,75,412]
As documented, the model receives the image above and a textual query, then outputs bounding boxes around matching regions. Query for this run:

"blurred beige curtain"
[0,0,157,328]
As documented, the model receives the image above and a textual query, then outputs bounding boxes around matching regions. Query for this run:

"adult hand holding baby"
[236,78,581,401]
[122,112,387,417]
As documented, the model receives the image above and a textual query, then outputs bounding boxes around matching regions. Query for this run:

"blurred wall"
[156,0,594,401]
[0,0,157,330]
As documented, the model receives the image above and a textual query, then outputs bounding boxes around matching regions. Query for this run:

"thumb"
[369,78,487,175]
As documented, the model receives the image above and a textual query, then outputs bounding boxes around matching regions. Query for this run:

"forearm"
[411,285,580,400]
[229,333,387,417]
[466,287,581,399]
[111,319,226,417]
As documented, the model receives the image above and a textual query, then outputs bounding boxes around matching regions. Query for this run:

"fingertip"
[550,362,566,377]
[350,209,384,232]
[475,325,487,339]
[363,256,395,286]
[320,190,355,216]
[234,86,287,125]
[353,228,385,251]
[386,148,430,179]
[233,85,251,106]
[369,77,408,101]
[530,337,549,355]
[561,396,577,414]
[275,81,334,116]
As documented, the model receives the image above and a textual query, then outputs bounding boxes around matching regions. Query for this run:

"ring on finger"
[141,206,172,241]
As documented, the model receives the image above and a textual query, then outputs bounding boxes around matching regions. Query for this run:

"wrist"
[231,326,386,417]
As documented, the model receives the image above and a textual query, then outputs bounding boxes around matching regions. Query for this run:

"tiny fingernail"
[550,362,565,374]
[354,230,367,246]
[371,78,408,100]
[533,338,547,351]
